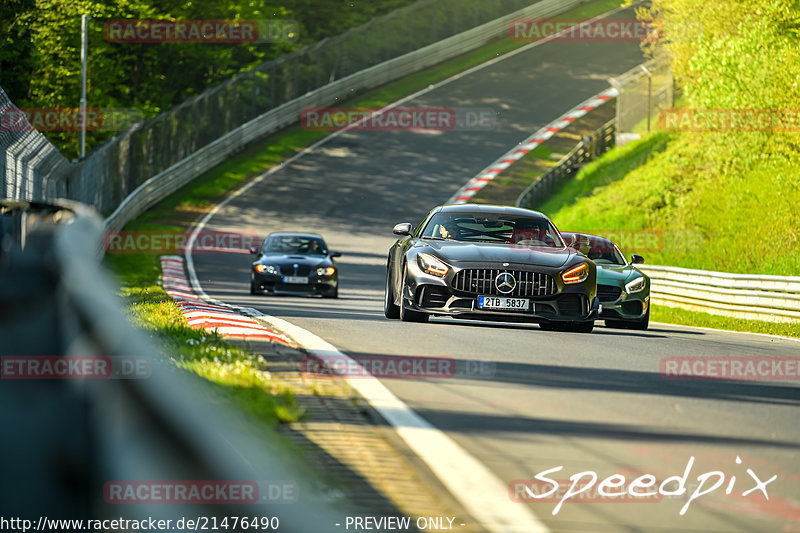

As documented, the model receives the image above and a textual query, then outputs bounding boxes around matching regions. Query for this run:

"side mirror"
[330,251,342,258]
[631,254,645,264]
[249,246,259,255]
[563,234,577,248]
[393,222,413,236]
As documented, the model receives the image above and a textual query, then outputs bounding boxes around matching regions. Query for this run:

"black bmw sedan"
[384,205,598,332]
[250,232,341,298]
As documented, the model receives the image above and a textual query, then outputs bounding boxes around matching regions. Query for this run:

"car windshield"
[264,235,327,255]
[571,235,626,265]
[421,212,564,248]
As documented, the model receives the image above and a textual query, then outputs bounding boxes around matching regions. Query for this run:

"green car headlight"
[417,253,448,277]
[625,276,646,294]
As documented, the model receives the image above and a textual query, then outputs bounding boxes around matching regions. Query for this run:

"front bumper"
[403,260,597,323]
[597,283,650,321]
[599,296,649,321]
[251,271,337,295]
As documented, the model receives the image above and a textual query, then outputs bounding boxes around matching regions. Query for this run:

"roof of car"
[267,232,324,239]
[437,204,548,218]
[561,231,616,245]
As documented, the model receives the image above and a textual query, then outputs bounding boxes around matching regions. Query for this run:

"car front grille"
[276,264,311,276]
[451,269,556,297]
[597,284,622,302]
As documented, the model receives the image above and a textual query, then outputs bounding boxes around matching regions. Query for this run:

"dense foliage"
[547,0,800,275]
[0,0,415,156]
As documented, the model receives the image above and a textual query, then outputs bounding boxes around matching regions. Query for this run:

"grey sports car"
[384,204,599,332]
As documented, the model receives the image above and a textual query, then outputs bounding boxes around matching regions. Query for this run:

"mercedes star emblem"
[495,272,516,294]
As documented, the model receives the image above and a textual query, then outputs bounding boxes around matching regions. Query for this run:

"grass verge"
[652,305,800,339]
[110,254,304,426]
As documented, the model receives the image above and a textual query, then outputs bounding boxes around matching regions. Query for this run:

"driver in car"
[436,220,460,240]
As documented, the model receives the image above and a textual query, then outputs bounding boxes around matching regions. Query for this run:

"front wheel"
[399,263,428,323]
[250,283,259,295]
[322,287,338,299]
[384,268,400,319]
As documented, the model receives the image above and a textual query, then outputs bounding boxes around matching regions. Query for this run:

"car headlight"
[625,276,646,294]
[417,253,449,277]
[254,264,277,275]
[316,266,336,276]
[562,263,589,284]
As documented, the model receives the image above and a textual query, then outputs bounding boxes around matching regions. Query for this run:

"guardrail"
[0,200,360,528]
[516,119,615,210]
[511,107,798,324]
[97,0,588,231]
[638,265,800,322]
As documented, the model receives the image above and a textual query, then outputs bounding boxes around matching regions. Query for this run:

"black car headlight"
[316,266,336,277]
[417,253,449,277]
[254,264,277,275]
[562,263,589,284]
[625,276,646,294]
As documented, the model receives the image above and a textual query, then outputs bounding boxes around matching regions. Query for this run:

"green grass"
[107,253,304,426]
[541,131,800,276]
[652,306,800,339]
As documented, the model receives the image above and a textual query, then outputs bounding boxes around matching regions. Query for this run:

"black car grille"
[451,269,556,297]
[277,264,312,276]
[597,284,622,302]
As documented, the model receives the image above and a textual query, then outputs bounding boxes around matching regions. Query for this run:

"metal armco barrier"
[516,119,615,210]
[2,0,589,229]
[638,265,800,322]
[102,0,587,232]
[0,200,359,529]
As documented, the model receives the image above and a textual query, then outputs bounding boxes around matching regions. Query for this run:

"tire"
[399,263,428,323]
[604,319,627,329]
[567,321,594,333]
[322,287,338,299]
[384,268,400,319]
[250,283,259,295]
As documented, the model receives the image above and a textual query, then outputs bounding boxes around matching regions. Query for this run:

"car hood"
[420,240,575,269]
[596,264,641,285]
[256,253,330,266]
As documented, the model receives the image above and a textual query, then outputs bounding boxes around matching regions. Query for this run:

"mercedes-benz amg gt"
[384,205,598,332]
[562,232,650,330]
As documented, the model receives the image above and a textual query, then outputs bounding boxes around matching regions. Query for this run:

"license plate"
[478,296,530,310]
[282,276,309,284]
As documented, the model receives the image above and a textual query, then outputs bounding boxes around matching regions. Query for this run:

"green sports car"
[561,232,650,330]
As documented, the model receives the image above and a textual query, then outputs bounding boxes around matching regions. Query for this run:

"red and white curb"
[160,255,296,346]
[448,87,618,204]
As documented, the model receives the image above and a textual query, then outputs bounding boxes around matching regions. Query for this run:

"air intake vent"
[597,284,622,302]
